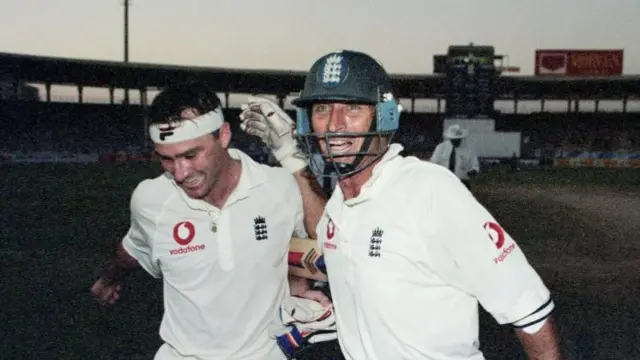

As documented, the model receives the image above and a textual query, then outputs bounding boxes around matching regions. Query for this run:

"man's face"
[310,102,381,165]
[154,108,230,200]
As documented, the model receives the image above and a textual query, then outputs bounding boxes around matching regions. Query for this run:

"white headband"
[149,108,224,144]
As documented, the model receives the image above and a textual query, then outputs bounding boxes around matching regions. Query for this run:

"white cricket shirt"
[122,149,306,360]
[317,143,553,360]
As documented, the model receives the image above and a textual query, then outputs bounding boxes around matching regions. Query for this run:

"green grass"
[474,188,640,359]
[1,164,639,359]
[1,163,164,360]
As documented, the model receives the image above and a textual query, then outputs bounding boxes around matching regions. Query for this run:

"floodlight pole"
[123,0,130,105]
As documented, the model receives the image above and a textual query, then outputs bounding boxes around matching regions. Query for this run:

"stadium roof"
[0,52,638,100]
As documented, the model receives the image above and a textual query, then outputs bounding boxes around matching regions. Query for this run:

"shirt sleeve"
[427,173,552,325]
[121,181,162,279]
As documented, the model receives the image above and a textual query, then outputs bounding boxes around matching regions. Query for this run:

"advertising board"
[534,49,623,76]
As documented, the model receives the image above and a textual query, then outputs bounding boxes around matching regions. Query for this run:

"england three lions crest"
[368,227,383,257]
[254,216,268,241]
[319,52,348,89]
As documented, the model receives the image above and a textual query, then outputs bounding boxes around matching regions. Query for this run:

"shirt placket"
[206,204,235,271]
[339,205,358,287]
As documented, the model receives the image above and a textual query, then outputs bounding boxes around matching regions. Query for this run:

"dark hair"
[149,81,223,125]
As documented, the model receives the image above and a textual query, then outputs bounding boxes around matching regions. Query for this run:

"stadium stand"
[1,100,638,165]
[0,51,638,169]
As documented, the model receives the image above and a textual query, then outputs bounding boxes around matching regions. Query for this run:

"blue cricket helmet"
[292,50,402,178]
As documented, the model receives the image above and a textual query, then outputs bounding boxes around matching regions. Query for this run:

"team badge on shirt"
[254,216,268,241]
[368,227,383,257]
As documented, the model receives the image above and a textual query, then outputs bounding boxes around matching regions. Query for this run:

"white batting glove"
[239,96,308,173]
[280,296,335,328]
[270,296,338,358]
[282,296,337,341]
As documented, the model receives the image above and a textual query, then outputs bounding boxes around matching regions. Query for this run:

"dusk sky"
[1,0,638,111]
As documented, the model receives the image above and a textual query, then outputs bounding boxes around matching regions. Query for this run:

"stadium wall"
[553,151,640,168]
[4,150,640,170]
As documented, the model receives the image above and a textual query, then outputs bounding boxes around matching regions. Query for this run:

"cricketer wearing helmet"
[240,50,562,360]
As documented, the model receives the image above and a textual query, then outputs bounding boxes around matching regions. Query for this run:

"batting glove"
[271,296,338,359]
[239,96,308,173]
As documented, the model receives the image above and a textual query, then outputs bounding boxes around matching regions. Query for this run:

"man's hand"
[90,244,139,306]
[298,288,332,308]
[289,274,331,307]
[241,98,326,238]
[91,277,122,306]
[239,96,308,173]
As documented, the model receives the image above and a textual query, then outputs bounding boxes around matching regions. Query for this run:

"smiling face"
[310,101,386,167]
[153,108,231,200]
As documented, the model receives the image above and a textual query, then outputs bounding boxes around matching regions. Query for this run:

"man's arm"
[288,273,331,307]
[239,97,327,237]
[427,172,562,358]
[293,168,327,239]
[92,182,161,304]
[469,150,480,173]
[91,242,141,305]
[99,242,141,283]
[467,154,479,179]
[515,316,562,360]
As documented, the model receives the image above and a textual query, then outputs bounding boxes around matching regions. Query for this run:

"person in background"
[430,124,480,189]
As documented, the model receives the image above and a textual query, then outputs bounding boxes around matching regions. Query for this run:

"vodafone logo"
[173,221,196,246]
[483,221,516,264]
[326,219,335,240]
[483,222,505,249]
[323,242,337,250]
[169,221,205,256]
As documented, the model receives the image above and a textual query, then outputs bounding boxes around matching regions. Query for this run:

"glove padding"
[271,296,338,359]
[239,96,308,173]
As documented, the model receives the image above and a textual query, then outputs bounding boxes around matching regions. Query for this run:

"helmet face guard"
[294,93,401,179]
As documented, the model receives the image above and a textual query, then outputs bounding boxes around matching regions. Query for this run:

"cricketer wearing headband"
[90,82,332,360]
[241,51,562,360]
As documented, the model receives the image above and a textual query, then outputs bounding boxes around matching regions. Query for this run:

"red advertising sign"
[535,49,623,76]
